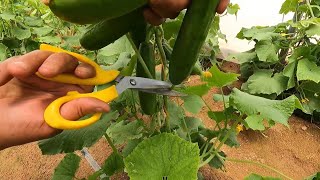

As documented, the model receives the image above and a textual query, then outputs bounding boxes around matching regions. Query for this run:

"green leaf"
[279,0,299,14]
[101,52,131,70]
[39,36,61,44]
[38,111,119,155]
[305,172,320,180]
[124,133,200,180]
[0,43,8,61]
[88,169,106,180]
[243,70,288,95]
[244,115,266,131]
[227,3,240,16]
[0,11,15,20]
[52,153,81,180]
[162,13,184,41]
[213,94,230,108]
[184,117,204,133]
[25,39,40,52]
[24,16,43,27]
[12,27,31,40]
[205,65,239,88]
[32,26,53,37]
[288,46,312,63]
[177,84,211,97]
[297,58,320,83]
[227,50,257,64]
[208,111,226,123]
[98,36,133,57]
[237,26,279,41]
[208,151,226,169]
[298,82,320,114]
[255,40,279,62]
[182,95,205,114]
[168,100,185,127]
[306,24,320,36]
[220,129,240,148]
[230,89,298,126]
[122,139,143,157]
[2,37,21,49]
[199,129,219,141]
[177,117,204,140]
[283,61,298,89]
[106,120,144,145]
[102,152,124,176]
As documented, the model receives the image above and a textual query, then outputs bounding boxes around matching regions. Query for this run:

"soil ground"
[0,63,319,180]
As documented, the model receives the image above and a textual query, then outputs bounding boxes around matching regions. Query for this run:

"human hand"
[0,51,110,150]
[145,0,230,25]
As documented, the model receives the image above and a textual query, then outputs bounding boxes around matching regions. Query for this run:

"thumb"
[60,97,110,120]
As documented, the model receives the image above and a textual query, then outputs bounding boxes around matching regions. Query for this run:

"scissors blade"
[115,76,186,96]
[136,88,187,97]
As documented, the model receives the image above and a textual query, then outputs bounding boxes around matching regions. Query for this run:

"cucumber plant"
[2,0,317,179]
[227,0,320,126]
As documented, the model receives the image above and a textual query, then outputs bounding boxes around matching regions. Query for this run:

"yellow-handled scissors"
[37,44,184,130]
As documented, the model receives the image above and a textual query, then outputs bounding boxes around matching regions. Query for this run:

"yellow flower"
[203,71,212,78]
[236,124,244,133]
[301,98,310,104]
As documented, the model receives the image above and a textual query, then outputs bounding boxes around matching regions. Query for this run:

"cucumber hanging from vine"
[43,0,147,24]
[163,41,204,76]
[169,0,219,85]
[80,9,144,50]
[130,24,157,115]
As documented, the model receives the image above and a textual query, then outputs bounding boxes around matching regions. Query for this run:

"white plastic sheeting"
[219,0,294,56]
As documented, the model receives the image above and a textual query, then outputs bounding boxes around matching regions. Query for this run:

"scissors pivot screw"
[130,79,137,86]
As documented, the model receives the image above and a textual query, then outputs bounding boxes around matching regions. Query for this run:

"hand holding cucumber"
[145,0,230,25]
[42,0,229,25]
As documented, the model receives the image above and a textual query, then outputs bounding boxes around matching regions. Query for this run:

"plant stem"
[126,33,153,79]
[200,118,241,167]
[154,26,171,132]
[307,0,315,18]
[220,87,229,129]
[155,27,167,81]
[163,97,171,132]
[104,133,118,154]
[202,97,222,130]
[182,118,192,141]
[220,155,294,180]
[216,118,241,151]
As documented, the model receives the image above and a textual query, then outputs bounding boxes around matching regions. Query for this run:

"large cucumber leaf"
[52,153,81,180]
[230,89,300,126]
[38,111,119,155]
[124,133,200,180]
[204,64,239,88]
[242,70,288,95]
[106,120,144,145]
[297,58,320,83]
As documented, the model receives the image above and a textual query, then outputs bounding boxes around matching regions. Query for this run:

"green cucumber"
[137,41,157,115]
[163,41,203,76]
[169,0,219,85]
[80,9,144,50]
[130,23,157,115]
[45,0,147,24]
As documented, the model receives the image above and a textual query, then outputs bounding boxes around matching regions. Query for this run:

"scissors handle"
[36,44,120,85]
[44,85,119,130]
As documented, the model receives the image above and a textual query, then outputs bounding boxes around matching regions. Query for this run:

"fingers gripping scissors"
[37,44,184,130]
